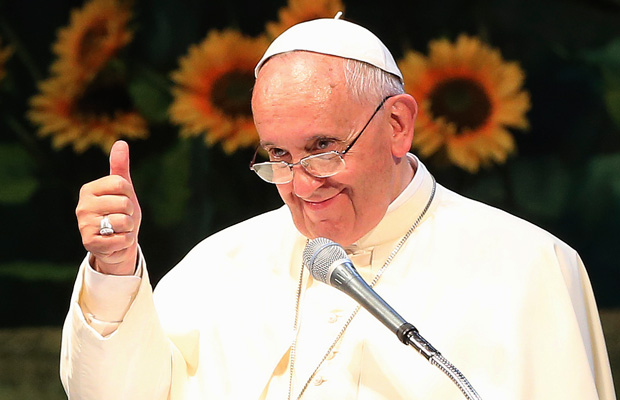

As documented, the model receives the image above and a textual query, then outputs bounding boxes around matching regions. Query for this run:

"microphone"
[303,237,437,357]
[303,238,484,399]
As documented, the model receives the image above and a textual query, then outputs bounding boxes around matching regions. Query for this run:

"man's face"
[252,53,404,246]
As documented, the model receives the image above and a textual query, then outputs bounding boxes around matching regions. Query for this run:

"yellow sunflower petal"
[51,0,133,83]
[266,0,345,39]
[495,91,531,128]
[170,29,269,152]
[28,74,148,153]
[399,34,531,172]
[0,37,14,82]
[446,139,481,173]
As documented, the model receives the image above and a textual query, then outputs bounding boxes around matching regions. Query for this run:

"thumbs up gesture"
[76,141,142,275]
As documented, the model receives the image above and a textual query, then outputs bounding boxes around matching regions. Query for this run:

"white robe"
[60,159,615,399]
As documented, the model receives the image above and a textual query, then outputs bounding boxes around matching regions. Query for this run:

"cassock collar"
[345,154,435,254]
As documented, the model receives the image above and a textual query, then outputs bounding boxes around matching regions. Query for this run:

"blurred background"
[0,0,618,398]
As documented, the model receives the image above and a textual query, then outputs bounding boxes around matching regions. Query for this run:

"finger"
[87,195,135,216]
[78,212,135,244]
[109,140,132,184]
[87,232,136,257]
[81,175,134,198]
[98,213,135,234]
[76,195,134,229]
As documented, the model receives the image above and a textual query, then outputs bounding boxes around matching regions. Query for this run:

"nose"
[291,164,323,199]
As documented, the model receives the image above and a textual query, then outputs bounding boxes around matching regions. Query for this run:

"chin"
[291,208,359,245]
[309,228,356,246]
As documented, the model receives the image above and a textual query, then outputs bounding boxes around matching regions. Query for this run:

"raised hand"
[76,140,142,275]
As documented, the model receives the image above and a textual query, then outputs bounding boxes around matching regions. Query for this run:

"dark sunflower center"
[428,78,491,132]
[75,71,133,117]
[210,70,254,118]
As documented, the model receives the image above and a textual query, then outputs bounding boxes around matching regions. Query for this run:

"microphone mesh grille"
[303,237,347,283]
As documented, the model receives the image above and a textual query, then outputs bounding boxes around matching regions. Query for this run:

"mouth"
[303,191,342,211]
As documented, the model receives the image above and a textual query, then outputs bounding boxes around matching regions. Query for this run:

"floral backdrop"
[1,0,619,331]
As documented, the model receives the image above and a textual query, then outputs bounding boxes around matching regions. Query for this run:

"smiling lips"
[303,191,342,211]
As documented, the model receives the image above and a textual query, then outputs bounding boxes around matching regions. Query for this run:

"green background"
[0,0,618,398]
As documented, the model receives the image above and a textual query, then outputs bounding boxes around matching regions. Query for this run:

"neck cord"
[287,177,436,400]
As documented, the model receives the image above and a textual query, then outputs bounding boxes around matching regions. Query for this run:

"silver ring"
[99,215,115,236]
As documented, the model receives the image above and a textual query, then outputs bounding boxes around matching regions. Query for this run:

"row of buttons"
[321,310,343,384]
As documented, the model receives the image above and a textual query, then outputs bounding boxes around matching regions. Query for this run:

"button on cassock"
[312,375,325,386]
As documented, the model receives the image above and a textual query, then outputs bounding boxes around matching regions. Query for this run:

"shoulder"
[435,184,569,248]
[429,184,581,277]
[194,205,295,250]
[427,184,586,297]
[155,205,298,284]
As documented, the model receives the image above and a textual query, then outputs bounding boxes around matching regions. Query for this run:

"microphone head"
[303,237,348,283]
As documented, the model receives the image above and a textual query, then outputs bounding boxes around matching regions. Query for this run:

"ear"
[387,94,418,158]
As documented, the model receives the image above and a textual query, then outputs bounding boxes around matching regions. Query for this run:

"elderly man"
[61,16,615,400]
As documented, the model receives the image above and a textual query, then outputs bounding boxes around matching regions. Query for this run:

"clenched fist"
[76,141,142,275]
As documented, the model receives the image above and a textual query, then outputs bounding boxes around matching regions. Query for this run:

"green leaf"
[0,262,77,282]
[510,156,572,220]
[582,38,620,69]
[134,139,191,227]
[0,143,38,204]
[460,170,507,206]
[604,88,620,129]
[582,40,620,129]
[128,71,171,124]
[579,153,620,226]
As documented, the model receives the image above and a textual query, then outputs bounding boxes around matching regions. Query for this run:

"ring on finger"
[99,215,115,236]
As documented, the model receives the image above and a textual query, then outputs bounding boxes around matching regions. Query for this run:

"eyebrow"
[260,134,347,151]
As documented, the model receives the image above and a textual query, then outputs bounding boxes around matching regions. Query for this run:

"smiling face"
[252,52,415,246]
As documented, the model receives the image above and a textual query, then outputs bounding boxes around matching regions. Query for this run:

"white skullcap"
[255,12,403,82]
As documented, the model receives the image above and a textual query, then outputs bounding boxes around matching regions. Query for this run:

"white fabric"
[61,159,615,399]
[81,254,142,336]
[386,153,422,213]
[255,15,403,82]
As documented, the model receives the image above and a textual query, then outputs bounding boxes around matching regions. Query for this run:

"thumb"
[109,140,132,183]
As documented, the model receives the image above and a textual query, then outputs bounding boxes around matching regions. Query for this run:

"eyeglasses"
[249,95,393,184]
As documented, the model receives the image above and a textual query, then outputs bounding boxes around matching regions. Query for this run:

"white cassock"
[60,156,615,399]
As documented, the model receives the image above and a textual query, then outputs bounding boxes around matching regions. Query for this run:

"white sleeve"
[554,243,616,400]
[79,252,143,337]
[60,248,185,399]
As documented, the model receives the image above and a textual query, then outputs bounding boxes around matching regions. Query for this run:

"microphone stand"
[402,324,483,400]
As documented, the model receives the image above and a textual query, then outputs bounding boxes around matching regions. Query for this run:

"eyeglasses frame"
[249,94,395,184]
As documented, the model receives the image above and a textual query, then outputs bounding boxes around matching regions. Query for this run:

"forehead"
[252,53,363,143]
[253,53,350,108]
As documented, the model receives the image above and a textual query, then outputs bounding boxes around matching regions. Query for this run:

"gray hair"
[343,58,404,105]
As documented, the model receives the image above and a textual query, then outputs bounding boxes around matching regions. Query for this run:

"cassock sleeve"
[60,249,191,399]
[556,245,616,400]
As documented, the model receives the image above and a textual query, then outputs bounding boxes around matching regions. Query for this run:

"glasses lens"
[252,162,292,184]
[302,152,345,177]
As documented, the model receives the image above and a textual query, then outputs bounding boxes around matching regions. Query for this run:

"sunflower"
[399,35,531,173]
[169,29,269,154]
[28,0,146,153]
[28,72,148,153]
[266,0,345,38]
[0,37,13,83]
[50,0,133,83]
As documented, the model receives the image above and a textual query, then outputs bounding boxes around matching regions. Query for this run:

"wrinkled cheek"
[276,184,298,212]
[278,189,312,237]
[305,198,356,241]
